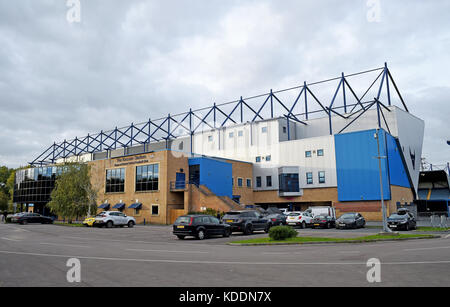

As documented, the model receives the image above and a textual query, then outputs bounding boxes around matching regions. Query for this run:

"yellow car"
[82,217,96,227]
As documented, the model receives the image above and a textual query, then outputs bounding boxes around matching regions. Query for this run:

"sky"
[0,0,449,169]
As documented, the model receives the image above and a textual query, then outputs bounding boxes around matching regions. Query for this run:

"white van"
[305,206,336,219]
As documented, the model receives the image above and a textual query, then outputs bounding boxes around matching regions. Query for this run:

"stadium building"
[13,64,425,223]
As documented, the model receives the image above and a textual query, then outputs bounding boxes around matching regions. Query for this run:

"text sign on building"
[113,155,152,167]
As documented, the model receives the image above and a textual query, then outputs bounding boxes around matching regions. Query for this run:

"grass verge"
[416,226,450,232]
[229,233,437,245]
[54,221,85,227]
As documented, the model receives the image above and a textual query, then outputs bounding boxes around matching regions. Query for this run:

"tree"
[0,190,8,211]
[47,163,98,223]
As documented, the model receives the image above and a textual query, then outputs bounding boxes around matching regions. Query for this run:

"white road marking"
[1,237,21,242]
[0,250,450,266]
[40,242,91,248]
[404,246,450,252]
[126,249,209,254]
[445,234,450,239]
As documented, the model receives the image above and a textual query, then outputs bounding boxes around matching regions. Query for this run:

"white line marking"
[40,243,90,248]
[445,234,450,239]
[404,246,450,252]
[0,250,449,266]
[126,249,209,254]
[1,237,21,242]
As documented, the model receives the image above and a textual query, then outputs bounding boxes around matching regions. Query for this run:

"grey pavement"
[0,222,449,287]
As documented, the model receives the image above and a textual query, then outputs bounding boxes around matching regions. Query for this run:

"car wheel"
[301,221,306,229]
[244,224,253,235]
[405,223,410,231]
[197,229,206,240]
[264,224,271,233]
[177,235,185,240]
[223,228,231,237]
[22,220,28,225]
[127,221,135,228]
[326,222,330,229]
[106,221,113,228]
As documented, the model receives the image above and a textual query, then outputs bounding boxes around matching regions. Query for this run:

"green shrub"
[268,225,298,241]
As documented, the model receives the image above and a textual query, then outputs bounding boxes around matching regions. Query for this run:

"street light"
[374,129,392,233]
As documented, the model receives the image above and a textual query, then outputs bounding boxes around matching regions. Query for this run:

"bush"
[268,226,298,241]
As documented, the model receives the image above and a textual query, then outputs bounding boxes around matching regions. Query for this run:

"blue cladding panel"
[188,157,232,198]
[386,134,410,188]
[335,129,391,201]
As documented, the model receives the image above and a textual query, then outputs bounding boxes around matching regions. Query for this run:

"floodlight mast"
[375,128,391,233]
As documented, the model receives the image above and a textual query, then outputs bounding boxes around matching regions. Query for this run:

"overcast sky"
[0,0,449,169]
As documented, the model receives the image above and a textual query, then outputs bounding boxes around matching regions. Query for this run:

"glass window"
[256,176,262,188]
[318,171,326,184]
[105,168,125,193]
[208,135,213,142]
[266,155,271,162]
[136,164,159,191]
[238,130,243,137]
[237,178,243,187]
[279,173,299,193]
[255,156,261,163]
[261,127,267,133]
[151,205,159,215]
[283,127,287,133]
[229,132,234,138]
[317,149,324,156]
[306,172,313,184]
[246,179,252,188]
[305,151,312,158]
[266,176,272,187]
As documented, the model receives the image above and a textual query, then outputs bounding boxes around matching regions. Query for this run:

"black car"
[387,210,417,231]
[11,213,53,225]
[311,215,336,229]
[262,207,287,227]
[336,212,366,229]
[173,215,231,240]
[222,210,270,235]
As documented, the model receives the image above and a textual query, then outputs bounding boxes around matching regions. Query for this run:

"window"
[105,168,125,193]
[283,126,287,133]
[256,176,262,188]
[318,171,326,184]
[136,164,159,191]
[265,155,271,162]
[208,135,213,142]
[237,178,243,187]
[306,172,313,185]
[279,173,299,193]
[255,156,261,163]
[229,132,234,138]
[261,127,267,133]
[266,176,272,187]
[134,208,141,215]
[238,130,243,137]
[232,177,234,186]
[151,205,159,216]
[246,179,252,188]
[317,149,324,156]
[305,151,312,158]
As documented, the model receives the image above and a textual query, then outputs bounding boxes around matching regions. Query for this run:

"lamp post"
[374,129,391,233]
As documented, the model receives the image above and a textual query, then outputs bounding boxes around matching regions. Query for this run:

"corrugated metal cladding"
[188,157,232,198]
[335,129,391,201]
[385,133,410,188]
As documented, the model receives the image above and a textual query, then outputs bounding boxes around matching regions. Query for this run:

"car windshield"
[316,215,328,219]
[397,210,408,215]
[389,214,407,219]
[96,213,107,217]
[223,212,241,218]
[341,213,356,219]
[288,213,300,216]
[175,216,191,224]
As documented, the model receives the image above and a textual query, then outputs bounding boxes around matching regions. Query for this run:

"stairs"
[188,184,245,212]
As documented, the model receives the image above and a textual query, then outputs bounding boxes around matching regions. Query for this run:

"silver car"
[94,211,136,228]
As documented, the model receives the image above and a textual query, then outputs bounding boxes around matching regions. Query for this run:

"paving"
[0,222,449,287]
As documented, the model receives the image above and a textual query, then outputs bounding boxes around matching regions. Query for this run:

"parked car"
[387,210,416,231]
[262,207,287,227]
[279,208,289,215]
[311,215,336,229]
[336,212,366,229]
[286,211,313,228]
[173,215,231,240]
[82,217,96,227]
[94,211,136,228]
[11,213,53,225]
[305,206,336,219]
[222,210,270,235]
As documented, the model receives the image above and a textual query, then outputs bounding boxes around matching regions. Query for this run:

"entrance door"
[175,172,186,189]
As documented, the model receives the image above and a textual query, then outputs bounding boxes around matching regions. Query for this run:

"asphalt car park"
[0,222,449,287]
